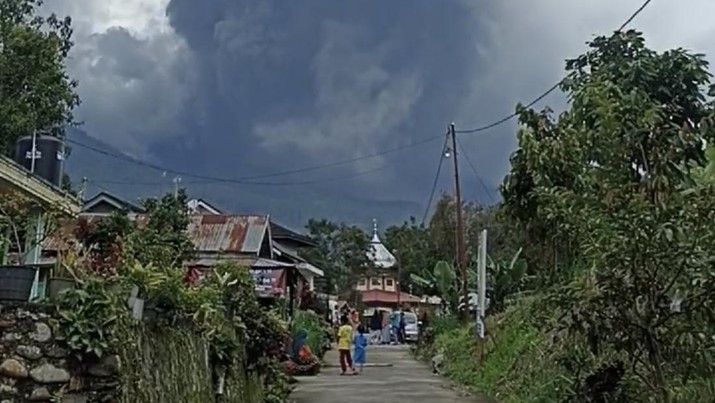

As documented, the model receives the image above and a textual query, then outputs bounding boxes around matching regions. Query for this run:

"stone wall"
[0,304,119,403]
[0,304,265,403]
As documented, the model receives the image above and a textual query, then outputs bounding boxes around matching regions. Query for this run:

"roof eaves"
[0,155,80,215]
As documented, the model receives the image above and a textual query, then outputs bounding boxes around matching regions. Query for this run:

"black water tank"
[14,135,65,186]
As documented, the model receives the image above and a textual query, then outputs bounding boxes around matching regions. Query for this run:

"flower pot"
[47,277,75,299]
[0,265,36,301]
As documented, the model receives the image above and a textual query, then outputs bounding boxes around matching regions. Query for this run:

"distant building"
[47,193,323,309]
[82,191,145,217]
[356,220,420,310]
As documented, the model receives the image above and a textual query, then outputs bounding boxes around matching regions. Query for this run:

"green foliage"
[499,30,715,400]
[303,219,370,294]
[55,259,290,402]
[75,190,194,273]
[0,0,79,154]
[383,217,439,295]
[486,248,528,312]
[56,279,127,359]
[118,325,215,403]
[411,260,458,312]
[128,189,194,267]
[418,299,573,402]
[292,310,328,360]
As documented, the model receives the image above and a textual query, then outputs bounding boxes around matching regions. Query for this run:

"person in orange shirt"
[337,315,357,375]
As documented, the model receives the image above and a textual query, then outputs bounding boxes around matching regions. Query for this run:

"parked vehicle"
[389,311,420,343]
[403,312,419,342]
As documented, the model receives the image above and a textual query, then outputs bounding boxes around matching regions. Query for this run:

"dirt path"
[290,344,489,403]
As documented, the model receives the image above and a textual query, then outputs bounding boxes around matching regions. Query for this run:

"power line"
[618,0,652,31]
[67,134,441,184]
[455,0,654,135]
[88,162,393,187]
[421,132,449,226]
[456,136,496,204]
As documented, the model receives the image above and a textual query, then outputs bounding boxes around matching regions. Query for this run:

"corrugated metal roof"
[186,214,268,254]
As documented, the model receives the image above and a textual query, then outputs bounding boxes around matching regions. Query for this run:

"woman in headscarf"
[285,329,320,376]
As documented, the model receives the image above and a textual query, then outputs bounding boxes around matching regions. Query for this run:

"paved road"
[290,345,488,403]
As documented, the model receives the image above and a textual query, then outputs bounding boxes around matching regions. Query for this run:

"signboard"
[250,269,285,298]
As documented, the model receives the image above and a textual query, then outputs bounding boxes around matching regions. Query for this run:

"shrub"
[292,310,328,360]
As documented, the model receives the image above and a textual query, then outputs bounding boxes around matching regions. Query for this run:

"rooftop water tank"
[14,134,65,187]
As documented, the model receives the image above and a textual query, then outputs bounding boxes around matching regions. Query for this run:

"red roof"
[360,289,421,304]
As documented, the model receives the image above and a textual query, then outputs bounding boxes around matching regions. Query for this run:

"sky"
[41,0,715,228]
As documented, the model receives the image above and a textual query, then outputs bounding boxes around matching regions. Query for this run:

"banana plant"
[411,260,458,312]
[486,247,527,312]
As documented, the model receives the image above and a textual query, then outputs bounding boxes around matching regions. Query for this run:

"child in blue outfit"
[353,325,368,373]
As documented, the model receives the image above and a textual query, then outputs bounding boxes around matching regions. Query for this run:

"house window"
[385,279,394,287]
[358,278,366,286]
[371,278,382,287]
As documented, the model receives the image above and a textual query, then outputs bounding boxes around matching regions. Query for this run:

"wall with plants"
[0,303,121,402]
[31,260,290,403]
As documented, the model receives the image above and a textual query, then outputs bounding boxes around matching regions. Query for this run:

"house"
[44,191,324,310]
[185,214,323,299]
[355,220,421,310]
[0,155,80,299]
[270,222,323,291]
[82,191,145,217]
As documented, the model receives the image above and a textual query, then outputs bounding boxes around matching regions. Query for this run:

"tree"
[303,219,370,296]
[503,30,715,398]
[410,260,458,313]
[0,0,79,154]
[129,189,193,268]
[383,217,438,296]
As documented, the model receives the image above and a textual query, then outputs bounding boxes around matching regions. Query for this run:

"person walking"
[353,325,368,374]
[337,315,357,375]
[381,311,391,344]
[369,310,382,344]
[390,309,401,344]
[399,311,406,344]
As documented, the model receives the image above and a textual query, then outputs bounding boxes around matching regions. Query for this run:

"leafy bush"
[292,310,328,360]
[55,261,291,402]
[56,279,126,359]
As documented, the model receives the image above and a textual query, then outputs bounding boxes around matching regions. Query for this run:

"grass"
[425,298,572,402]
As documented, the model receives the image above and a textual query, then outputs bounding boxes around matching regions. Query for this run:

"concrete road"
[290,345,488,403]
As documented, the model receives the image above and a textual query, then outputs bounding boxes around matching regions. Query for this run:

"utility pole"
[448,123,468,319]
[393,248,401,307]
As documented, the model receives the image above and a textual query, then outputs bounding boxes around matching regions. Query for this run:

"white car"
[402,312,419,342]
